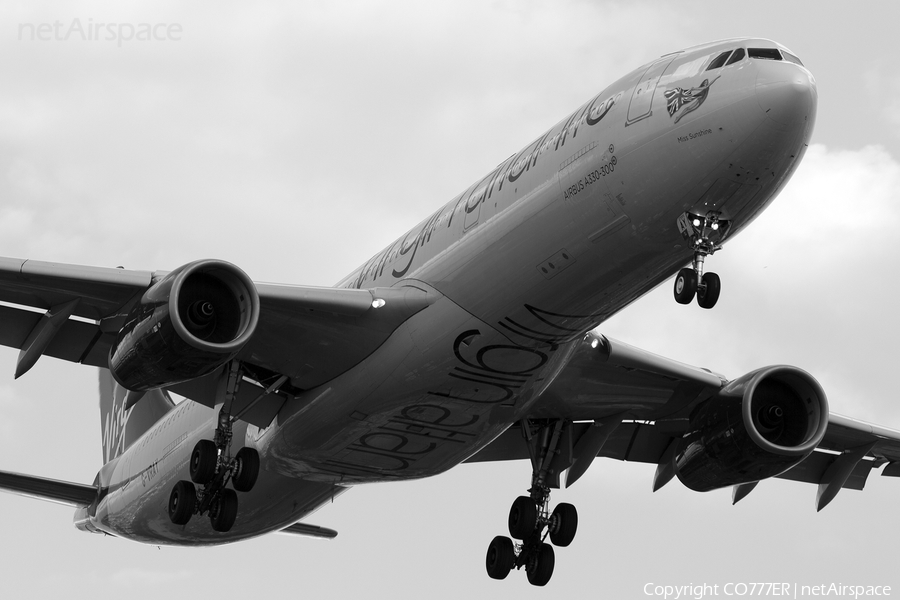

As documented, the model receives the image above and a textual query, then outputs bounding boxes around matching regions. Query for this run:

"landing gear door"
[626,57,676,126]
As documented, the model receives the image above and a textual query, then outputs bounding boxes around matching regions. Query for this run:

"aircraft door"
[463,184,484,231]
[464,168,502,232]
[626,57,676,126]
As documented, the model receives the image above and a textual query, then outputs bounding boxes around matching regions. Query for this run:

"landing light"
[693,219,701,227]
[371,299,386,309]
[712,223,719,231]
[591,338,599,349]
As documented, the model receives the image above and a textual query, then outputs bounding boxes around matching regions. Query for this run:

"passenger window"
[748,48,782,61]
[781,51,804,66]
[725,48,745,65]
[706,51,732,71]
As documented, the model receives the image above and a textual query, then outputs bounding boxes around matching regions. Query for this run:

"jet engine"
[673,366,828,491]
[108,259,259,391]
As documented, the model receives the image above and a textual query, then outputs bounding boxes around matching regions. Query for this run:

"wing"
[0,256,436,427]
[467,331,900,510]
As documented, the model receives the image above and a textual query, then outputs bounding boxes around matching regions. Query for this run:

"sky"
[1,0,900,597]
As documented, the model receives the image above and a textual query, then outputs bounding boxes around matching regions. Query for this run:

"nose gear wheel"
[674,211,729,309]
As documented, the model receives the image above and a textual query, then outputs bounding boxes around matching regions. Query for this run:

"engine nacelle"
[109,260,259,391]
[673,366,828,492]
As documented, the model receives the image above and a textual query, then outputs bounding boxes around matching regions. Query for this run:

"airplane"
[1,37,898,587]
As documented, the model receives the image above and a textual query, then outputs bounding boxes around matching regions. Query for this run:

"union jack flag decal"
[664,75,720,124]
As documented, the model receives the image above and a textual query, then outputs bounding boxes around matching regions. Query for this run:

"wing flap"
[775,450,877,491]
[0,469,96,506]
[465,420,675,465]
[599,421,673,463]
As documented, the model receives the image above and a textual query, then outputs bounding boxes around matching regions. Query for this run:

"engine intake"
[109,260,259,391]
[673,366,828,492]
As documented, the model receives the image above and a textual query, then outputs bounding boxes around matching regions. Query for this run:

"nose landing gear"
[674,211,728,309]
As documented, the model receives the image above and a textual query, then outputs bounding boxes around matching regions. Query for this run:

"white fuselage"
[86,38,817,544]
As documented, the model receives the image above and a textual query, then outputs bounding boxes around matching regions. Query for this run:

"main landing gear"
[674,211,729,309]
[168,361,262,532]
[485,420,578,587]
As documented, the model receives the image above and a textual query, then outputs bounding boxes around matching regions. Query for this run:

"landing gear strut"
[485,420,578,587]
[167,361,264,532]
[674,211,728,309]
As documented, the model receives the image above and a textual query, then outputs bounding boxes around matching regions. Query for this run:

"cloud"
[0,381,26,446]
[864,67,900,138]
[1,3,898,598]
[0,0,693,286]
[107,567,192,586]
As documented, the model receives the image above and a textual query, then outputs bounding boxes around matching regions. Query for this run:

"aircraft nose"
[755,62,817,128]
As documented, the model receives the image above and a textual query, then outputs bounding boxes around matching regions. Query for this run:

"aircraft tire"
[168,480,196,525]
[674,268,698,304]
[232,447,260,492]
[549,502,578,547]
[210,489,238,532]
[526,542,555,587]
[190,439,217,485]
[508,496,537,540]
[697,272,721,309]
[485,536,515,580]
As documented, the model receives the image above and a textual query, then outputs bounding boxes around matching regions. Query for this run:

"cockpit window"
[748,48,782,61]
[706,51,732,71]
[781,51,804,66]
[725,48,745,66]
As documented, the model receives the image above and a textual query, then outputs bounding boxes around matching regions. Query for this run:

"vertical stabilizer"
[99,368,175,463]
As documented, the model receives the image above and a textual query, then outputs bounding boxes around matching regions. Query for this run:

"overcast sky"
[1,1,900,598]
